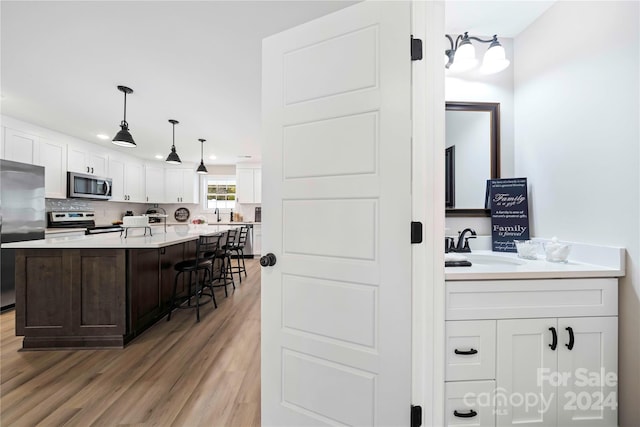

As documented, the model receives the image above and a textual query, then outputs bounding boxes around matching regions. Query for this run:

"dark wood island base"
[15,240,198,350]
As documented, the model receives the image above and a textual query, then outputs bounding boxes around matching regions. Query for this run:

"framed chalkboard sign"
[488,178,530,252]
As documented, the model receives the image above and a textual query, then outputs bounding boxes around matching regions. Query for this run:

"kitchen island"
[2,225,239,350]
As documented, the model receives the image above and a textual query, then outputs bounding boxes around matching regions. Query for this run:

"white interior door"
[261,1,412,425]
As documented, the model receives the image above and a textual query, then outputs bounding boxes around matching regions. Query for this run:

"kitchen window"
[204,177,236,210]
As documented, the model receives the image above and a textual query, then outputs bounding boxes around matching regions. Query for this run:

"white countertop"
[445,244,625,281]
[45,227,87,235]
[2,224,242,249]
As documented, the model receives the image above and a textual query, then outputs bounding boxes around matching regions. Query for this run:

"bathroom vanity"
[444,243,624,427]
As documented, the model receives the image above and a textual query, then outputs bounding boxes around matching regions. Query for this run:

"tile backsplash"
[46,199,261,225]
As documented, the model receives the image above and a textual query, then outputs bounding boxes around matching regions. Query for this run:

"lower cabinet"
[15,242,198,349]
[496,317,617,427]
[445,278,619,427]
[15,249,127,348]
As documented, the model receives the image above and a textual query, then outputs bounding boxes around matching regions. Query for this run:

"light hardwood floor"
[0,259,261,426]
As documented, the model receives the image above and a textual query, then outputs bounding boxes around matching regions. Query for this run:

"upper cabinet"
[68,146,108,176]
[35,138,67,199]
[236,166,261,204]
[145,165,165,204]
[2,128,38,164]
[108,156,146,203]
[165,168,199,204]
[0,127,67,199]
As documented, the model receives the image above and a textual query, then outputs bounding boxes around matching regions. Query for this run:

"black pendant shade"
[112,86,136,147]
[165,119,182,164]
[196,139,208,174]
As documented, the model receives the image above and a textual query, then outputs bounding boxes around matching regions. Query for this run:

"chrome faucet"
[450,228,477,253]
[214,208,221,222]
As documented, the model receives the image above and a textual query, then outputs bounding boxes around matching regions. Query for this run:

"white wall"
[514,2,640,425]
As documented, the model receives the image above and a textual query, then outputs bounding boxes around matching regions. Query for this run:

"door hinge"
[411,221,423,244]
[411,36,423,61]
[411,405,423,427]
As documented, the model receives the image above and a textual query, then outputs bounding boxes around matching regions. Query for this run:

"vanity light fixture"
[112,85,136,147]
[196,139,208,174]
[445,32,510,74]
[165,119,182,164]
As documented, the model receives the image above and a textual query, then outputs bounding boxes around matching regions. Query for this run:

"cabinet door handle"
[565,327,575,350]
[454,348,478,355]
[91,167,94,174]
[549,327,558,350]
[454,410,477,418]
[86,166,90,173]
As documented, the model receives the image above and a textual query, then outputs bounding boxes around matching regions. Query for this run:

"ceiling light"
[96,134,109,140]
[445,33,509,74]
[196,139,208,175]
[208,155,217,160]
[112,85,136,147]
[155,154,164,159]
[165,119,182,164]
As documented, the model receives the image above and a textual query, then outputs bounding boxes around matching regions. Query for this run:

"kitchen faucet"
[214,208,221,222]
[450,228,477,253]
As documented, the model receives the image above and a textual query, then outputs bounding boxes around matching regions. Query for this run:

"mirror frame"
[445,101,501,217]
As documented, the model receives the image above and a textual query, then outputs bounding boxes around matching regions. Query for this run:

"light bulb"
[448,40,478,72]
[480,43,510,74]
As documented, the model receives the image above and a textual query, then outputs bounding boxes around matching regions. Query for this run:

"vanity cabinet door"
[496,318,557,427]
[556,317,618,427]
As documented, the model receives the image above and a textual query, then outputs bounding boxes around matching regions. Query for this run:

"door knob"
[260,253,277,267]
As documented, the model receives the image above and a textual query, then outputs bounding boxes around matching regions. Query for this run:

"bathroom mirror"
[445,101,500,217]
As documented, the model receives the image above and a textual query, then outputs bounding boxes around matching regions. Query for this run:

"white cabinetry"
[165,168,199,204]
[445,278,618,427]
[1,128,38,164]
[496,317,617,427]
[236,166,261,204]
[145,165,165,203]
[109,157,145,202]
[68,146,107,176]
[35,138,67,199]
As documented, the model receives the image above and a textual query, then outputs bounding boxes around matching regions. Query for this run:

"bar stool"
[226,226,249,282]
[167,234,219,322]
[211,228,237,296]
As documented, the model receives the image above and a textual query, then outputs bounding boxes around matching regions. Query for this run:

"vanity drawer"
[445,380,496,427]
[446,278,618,320]
[446,320,496,381]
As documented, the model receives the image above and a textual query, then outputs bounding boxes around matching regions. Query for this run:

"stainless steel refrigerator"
[0,159,45,311]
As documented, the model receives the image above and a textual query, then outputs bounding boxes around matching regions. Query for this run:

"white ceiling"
[1,1,356,165]
[1,1,554,167]
[445,0,556,37]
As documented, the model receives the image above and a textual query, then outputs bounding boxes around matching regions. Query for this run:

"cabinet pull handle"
[549,327,557,350]
[91,167,94,174]
[454,348,478,355]
[86,166,90,173]
[453,410,477,418]
[565,327,575,350]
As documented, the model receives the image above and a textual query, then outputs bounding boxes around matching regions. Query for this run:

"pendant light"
[196,139,208,174]
[165,119,182,164]
[112,85,136,147]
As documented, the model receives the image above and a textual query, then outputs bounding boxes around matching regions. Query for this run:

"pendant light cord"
[121,91,128,127]
[172,122,176,149]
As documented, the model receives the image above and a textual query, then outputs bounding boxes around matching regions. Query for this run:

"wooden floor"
[0,259,261,427]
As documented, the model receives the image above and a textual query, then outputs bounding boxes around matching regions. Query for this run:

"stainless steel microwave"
[67,172,112,200]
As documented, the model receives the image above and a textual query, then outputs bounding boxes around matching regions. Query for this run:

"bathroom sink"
[464,253,526,266]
